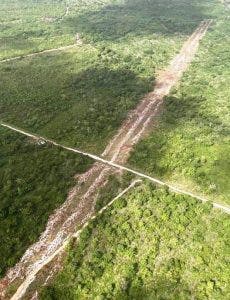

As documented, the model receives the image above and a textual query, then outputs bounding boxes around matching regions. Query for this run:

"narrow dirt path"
[59,3,70,21]
[0,20,213,300]
[0,2,82,64]
[0,2,77,62]
[0,44,77,64]
[1,122,229,214]
[11,180,142,300]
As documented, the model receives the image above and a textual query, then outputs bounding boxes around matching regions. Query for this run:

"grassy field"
[0,127,92,277]
[40,182,230,299]
[129,17,230,205]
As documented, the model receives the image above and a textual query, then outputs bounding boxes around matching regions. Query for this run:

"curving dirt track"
[0,20,212,300]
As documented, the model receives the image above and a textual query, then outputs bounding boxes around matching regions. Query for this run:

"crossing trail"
[1,122,229,213]
[0,20,213,300]
[0,44,77,64]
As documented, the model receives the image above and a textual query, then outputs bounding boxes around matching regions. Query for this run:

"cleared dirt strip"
[0,44,77,64]
[0,20,215,299]
[1,122,230,215]
[9,179,142,300]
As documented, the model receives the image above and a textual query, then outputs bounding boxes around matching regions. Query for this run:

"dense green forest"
[0,127,92,277]
[40,182,230,299]
[129,18,230,205]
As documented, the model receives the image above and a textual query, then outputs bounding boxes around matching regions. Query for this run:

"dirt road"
[2,122,229,214]
[0,20,212,300]
[0,44,77,64]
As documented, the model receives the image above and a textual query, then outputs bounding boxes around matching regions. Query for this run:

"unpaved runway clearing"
[0,20,213,300]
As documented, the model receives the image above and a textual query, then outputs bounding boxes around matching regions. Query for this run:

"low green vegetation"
[40,182,230,299]
[0,0,71,60]
[0,127,92,277]
[0,0,221,60]
[0,0,222,154]
[1,0,229,292]
[129,18,230,205]
[68,0,222,43]
[0,47,154,153]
